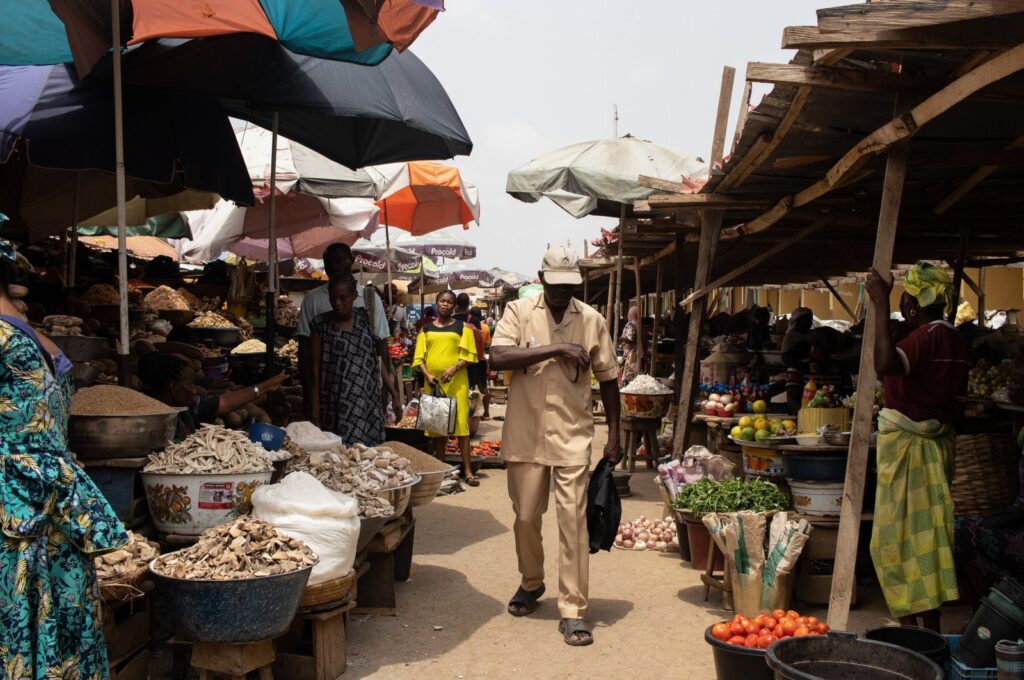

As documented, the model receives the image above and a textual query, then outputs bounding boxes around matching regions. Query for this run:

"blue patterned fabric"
[0,317,128,680]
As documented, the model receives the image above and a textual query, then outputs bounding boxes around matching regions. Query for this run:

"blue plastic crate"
[945,635,998,680]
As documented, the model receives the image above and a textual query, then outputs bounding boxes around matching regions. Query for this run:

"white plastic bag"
[417,389,456,435]
[252,472,360,585]
[285,421,344,452]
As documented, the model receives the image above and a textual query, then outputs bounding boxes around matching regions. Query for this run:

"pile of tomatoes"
[473,439,501,457]
[709,610,830,649]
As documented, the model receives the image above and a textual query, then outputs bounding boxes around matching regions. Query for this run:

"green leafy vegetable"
[673,478,789,514]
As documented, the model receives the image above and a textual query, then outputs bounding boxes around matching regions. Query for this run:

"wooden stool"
[620,416,661,473]
[353,513,416,616]
[191,639,275,680]
[700,541,733,611]
[275,600,355,680]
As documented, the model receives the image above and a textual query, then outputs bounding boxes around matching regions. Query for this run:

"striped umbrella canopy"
[374,161,480,236]
[1,0,442,78]
[370,228,476,260]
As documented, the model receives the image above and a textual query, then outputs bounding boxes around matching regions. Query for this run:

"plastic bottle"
[801,376,817,408]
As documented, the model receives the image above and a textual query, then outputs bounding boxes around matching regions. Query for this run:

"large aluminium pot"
[69,410,181,459]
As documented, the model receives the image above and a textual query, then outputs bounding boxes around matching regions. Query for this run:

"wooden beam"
[681,215,833,305]
[934,132,1024,214]
[672,232,687,435]
[718,88,811,191]
[732,80,753,154]
[652,261,663,374]
[637,194,774,211]
[948,225,971,323]
[956,265,984,300]
[782,23,1024,51]
[817,1,1024,33]
[636,174,692,194]
[673,212,723,456]
[829,138,910,632]
[978,268,987,324]
[634,262,644,364]
[710,66,737,170]
[722,43,1024,240]
[821,276,857,320]
[747,61,930,93]
[640,240,677,267]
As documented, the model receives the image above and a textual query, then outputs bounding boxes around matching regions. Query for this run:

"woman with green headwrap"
[865,261,970,631]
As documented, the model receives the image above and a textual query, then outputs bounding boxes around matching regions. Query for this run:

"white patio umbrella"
[370,226,477,260]
[506,135,707,337]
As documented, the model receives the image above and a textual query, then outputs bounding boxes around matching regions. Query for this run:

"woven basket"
[298,570,355,609]
[951,433,1020,517]
[99,563,151,603]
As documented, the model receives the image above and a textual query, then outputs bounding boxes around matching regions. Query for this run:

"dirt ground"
[339,409,906,680]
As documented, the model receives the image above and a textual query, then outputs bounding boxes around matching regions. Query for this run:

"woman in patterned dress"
[310,276,400,446]
[0,240,128,679]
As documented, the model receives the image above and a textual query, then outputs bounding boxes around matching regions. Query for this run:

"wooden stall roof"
[631,1,1024,288]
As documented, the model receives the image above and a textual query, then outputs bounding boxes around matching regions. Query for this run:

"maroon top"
[883,320,969,423]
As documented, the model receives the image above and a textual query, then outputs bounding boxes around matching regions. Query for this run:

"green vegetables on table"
[673,477,789,514]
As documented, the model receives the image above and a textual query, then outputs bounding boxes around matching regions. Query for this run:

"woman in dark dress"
[310,276,400,446]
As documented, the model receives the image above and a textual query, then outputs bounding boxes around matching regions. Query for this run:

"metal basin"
[70,363,102,389]
[375,474,420,518]
[69,410,181,459]
[159,309,196,326]
[191,326,241,348]
[50,335,109,362]
[409,467,455,508]
[149,558,313,643]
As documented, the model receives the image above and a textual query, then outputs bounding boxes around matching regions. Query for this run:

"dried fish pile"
[276,296,299,326]
[143,286,190,311]
[279,339,298,364]
[44,314,85,336]
[151,518,317,580]
[231,339,267,355]
[95,531,160,580]
[144,425,273,474]
[189,311,237,329]
[287,443,417,518]
[81,284,121,306]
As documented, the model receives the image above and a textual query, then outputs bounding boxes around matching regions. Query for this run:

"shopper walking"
[490,245,621,646]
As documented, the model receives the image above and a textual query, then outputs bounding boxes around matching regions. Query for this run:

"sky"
[410,0,827,276]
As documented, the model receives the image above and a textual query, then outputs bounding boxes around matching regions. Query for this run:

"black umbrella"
[0,63,254,242]
[116,36,473,169]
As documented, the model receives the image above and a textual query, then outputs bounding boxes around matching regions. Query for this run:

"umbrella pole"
[383,200,393,309]
[111,0,129,387]
[612,203,625,343]
[67,172,80,314]
[419,267,425,314]
[265,112,280,377]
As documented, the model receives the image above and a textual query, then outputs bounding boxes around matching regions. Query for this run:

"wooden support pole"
[710,66,737,170]
[828,138,910,631]
[605,267,616,329]
[673,211,724,456]
[680,216,833,305]
[634,259,644,367]
[733,80,753,154]
[821,277,857,321]
[672,232,687,435]
[652,261,663,376]
[948,225,971,324]
[613,203,626,342]
[978,268,987,326]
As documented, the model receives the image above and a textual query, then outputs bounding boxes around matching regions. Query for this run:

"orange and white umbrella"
[374,161,480,236]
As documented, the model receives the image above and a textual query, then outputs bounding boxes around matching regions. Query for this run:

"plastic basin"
[865,625,949,667]
[768,634,942,680]
[786,453,848,482]
[248,422,285,451]
[788,480,844,517]
[620,392,673,419]
[202,363,230,382]
[149,559,312,642]
[704,625,772,680]
[141,471,272,536]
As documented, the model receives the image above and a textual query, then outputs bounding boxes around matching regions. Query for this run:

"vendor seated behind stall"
[138,352,286,441]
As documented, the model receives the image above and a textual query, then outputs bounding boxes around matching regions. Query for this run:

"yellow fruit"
[738,416,755,429]
[730,426,743,439]
[782,420,797,432]
[752,400,768,414]
[754,418,769,432]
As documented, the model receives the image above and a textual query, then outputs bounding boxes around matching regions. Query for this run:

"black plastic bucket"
[956,593,1024,668]
[767,634,942,680]
[704,625,773,680]
[864,625,950,667]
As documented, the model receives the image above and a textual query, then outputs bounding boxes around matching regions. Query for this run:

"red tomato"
[762,619,777,631]
[786,610,800,620]
[730,622,746,637]
[757,635,773,649]
[795,617,808,627]
[806,616,820,627]
[727,636,747,647]
[794,626,810,637]
[816,623,830,634]
[772,609,787,621]
[711,624,731,641]
[732,614,744,625]
[745,634,760,648]
[780,619,798,636]
[743,622,760,636]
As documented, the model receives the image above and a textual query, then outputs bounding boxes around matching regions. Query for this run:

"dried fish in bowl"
[95,531,160,581]
[189,311,237,329]
[231,339,267,355]
[151,518,318,580]
[143,286,190,311]
[144,425,273,474]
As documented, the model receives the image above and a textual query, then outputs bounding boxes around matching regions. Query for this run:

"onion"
[614,536,623,547]
[634,542,647,551]
[621,530,633,540]
[637,532,650,542]
[656,541,667,550]
[622,539,634,549]
[662,531,673,542]
[646,540,657,549]
[643,520,653,529]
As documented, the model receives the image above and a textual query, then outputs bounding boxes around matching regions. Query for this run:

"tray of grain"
[69,386,182,459]
[383,440,456,508]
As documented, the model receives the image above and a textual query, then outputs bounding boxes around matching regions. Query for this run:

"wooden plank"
[652,261,663,374]
[638,193,774,210]
[637,174,691,194]
[732,80,753,154]
[718,89,811,191]
[828,138,910,632]
[747,61,929,93]
[672,232,687,437]
[817,0,1024,33]
[821,276,857,320]
[640,239,677,267]
[710,66,737,170]
[782,23,1024,51]
[681,216,833,305]
[948,225,971,323]
[634,261,644,363]
[673,211,724,456]
[934,131,1024,214]
[723,43,1024,240]
[605,267,615,328]
[978,268,987,323]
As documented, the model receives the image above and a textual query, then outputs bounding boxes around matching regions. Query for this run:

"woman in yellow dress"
[413,290,480,485]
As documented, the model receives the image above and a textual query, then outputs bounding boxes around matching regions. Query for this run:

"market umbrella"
[0,63,254,243]
[351,241,440,281]
[370,228,477,260]
[78,235,178,261]
[1,0,442,78]
[507,134,707,338]
[174,198,380,263]
[411,261,497,294]
[74,213,190,239]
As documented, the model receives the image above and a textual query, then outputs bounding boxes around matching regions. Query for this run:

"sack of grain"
[252,472,359,585]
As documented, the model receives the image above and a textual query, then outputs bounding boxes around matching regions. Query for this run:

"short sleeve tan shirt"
[492,296,618,467]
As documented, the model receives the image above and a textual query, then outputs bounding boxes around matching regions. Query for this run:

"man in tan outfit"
[490,245,621,646]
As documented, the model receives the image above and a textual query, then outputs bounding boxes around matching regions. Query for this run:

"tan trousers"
[507,462,590,619]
